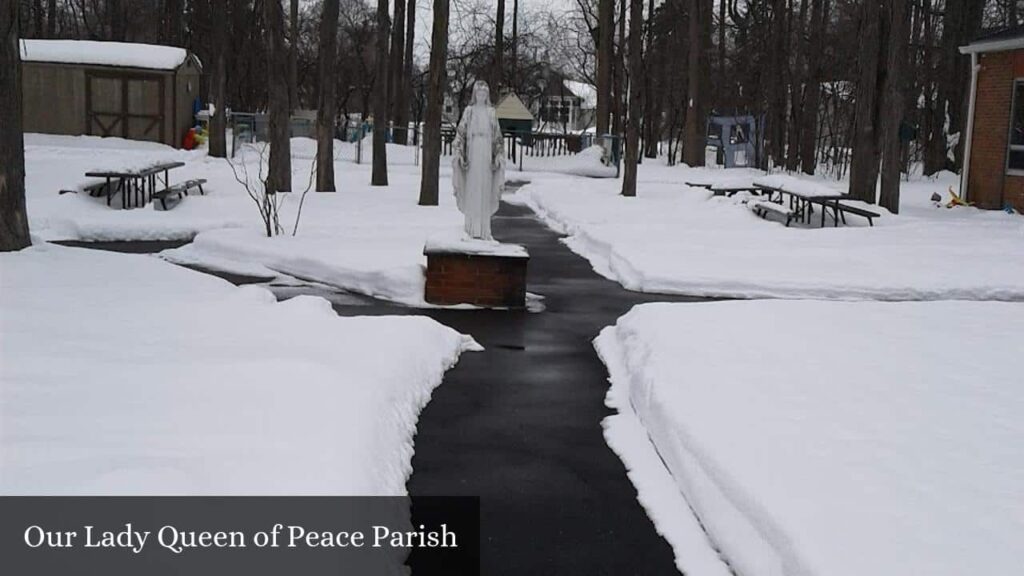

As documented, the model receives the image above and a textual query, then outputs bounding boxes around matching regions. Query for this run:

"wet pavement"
[58,197,714,574]
[313,201,709,574]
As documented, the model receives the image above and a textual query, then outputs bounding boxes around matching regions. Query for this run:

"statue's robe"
[452,103,506,240]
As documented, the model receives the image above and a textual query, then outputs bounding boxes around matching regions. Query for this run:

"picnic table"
[685,178,764,198]
[84,162,186,209]
[752,177,880,227]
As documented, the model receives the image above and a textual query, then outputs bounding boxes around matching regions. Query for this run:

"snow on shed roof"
[496,93,535,122]
[20,39,194,71]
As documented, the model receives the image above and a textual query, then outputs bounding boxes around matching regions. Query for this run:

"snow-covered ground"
[597,300,1024,576]
[24,134,614,305]
[23,134,468,304]
[0,243,477,495]
[510,165,1024,301]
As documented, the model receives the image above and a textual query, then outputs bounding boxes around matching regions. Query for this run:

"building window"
[1009,80,1024,173]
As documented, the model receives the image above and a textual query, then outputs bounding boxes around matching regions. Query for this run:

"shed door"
[86,73,165,144]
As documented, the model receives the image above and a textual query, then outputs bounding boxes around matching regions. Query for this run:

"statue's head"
[472,81,491,106]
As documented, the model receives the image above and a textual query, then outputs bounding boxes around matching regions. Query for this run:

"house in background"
[536,73,597,133]
[20,40,202,148]
[960,26,1024,212]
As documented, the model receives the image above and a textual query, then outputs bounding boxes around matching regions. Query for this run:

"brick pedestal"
[424,241,529,308]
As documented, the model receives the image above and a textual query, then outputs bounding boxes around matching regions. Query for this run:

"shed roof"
[496,94,535,122]
[20,39,196,71]
[960,25,1024,54]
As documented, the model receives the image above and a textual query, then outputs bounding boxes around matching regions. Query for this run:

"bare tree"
[372,0,390,185]
[1,0,31,251]
[419,0,450,205]
[621,0,642,196]
[208,0,228,158]
[682,0,708,167]
[596,0,612,135]
[266,0,292,193]
[398,0,416,144]
[848,0,882,203]
[46,0,55,37]
[494,0,505,97]
[879,0,909,213]
[289,0,299,110]
[389,0,407,143]
[316,0,340,192]
[799,0,827,174]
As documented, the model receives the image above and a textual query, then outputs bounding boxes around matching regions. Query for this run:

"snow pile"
[596,300,1024,576]
[160,164,467,305]
[21,39,191,70]
[511,166,1024,300]
[0,243,477,495]
[516,145,618,178]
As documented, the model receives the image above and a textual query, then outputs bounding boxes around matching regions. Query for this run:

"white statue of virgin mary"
[452,81,506,241]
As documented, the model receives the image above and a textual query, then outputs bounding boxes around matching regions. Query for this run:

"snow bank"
[21,39,191,70]
[515,145,618,178]
[512,166,1024,301]
[160,166,467,306]
[596,300,1024,576]
[0,243,476,495]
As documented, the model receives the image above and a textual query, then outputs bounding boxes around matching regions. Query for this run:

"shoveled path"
[62,199,711,574]
[325,200,710,574]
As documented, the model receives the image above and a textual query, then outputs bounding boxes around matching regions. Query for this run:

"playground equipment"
[707,115,759,169]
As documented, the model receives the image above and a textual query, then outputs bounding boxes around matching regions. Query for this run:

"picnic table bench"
[152,178,208,210]
[750,200,795,226]
[752,178,881,227]
[84,161,186,209]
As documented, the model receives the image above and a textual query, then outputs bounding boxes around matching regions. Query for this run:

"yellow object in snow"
[946,187,973,209]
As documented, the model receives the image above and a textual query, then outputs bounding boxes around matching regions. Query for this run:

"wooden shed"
[20,40,202,148]
[960,26,1024,211]
[495,93,535,134]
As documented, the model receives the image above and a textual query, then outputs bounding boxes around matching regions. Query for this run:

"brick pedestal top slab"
[423,238,529,308]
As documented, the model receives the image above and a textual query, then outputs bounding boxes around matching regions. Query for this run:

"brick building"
[960,26,1024,211]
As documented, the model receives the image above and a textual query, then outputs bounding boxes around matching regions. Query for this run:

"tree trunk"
[316,0,340,191]
[642,0,656,159]
[208,0,228,158]
[1,0,31,251]
[511,0,518,87]
[398,0,416,145]
[109,0,124,41]
[879,0,909,214]
[785,0,809,172]
[165,0,183,46]
[848,0,882,203]
[46,0,55,37]
[612,0,626,137]
[683,0,707,167]
[289,0,299,110]
[372,0,390,186]
[596,0,613,135]
[266,0,292,194]
[419,0,449,205]
[389,0,407,144]
[799,0,826,174]
[494,0,505,99]
[621,0,643,196]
